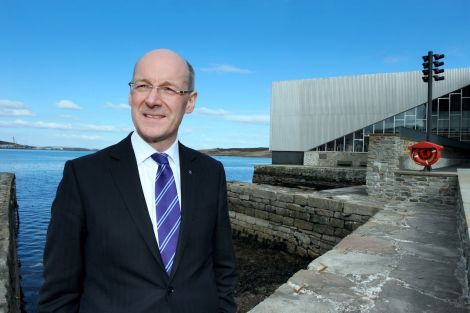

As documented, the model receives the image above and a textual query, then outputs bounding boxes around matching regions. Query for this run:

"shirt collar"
[131,131,180,166]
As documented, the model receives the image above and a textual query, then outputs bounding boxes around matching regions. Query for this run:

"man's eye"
[160,87,177,94]
[136,84,151,90]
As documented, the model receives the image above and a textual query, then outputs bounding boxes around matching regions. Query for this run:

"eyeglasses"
[128,82,193,98]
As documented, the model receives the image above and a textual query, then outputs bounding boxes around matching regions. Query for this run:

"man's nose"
[145,87,163,106]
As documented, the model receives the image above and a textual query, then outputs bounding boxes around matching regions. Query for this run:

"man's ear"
[185,92,197,114]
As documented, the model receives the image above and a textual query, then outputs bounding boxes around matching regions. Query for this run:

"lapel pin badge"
[188,170,192,175]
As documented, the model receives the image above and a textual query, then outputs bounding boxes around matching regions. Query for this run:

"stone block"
[294,194,308,206]
[343,214,366,222]
[254,218,270,228]
[322,234,337,244]
[293,210,310,221]
[334,227,351,237]
[294,231,311,246]
[282,216,294,226]
[254,209,269,220]
[329,218,345,228]
[311,215,330,225]
[343,202,380,216]
[344,220,360,231]
[271,200,287,208]
[268,213,284,224]
[315,208,334,217]
[313,224,335,235]
[294,219,313,231]
[277,193,294,203]
[286,203,303,213]
[252,201,266,211]
[252,188,277,200]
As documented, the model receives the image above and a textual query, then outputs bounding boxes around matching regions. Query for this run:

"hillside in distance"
[199,147,271,158]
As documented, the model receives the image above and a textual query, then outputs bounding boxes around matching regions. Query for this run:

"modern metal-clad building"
[270,68,470,164]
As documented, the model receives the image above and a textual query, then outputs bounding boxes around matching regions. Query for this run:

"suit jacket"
[38,134,238,313]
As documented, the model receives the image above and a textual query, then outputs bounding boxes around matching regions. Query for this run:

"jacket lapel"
[169,142,197,279]
[108,134,166,273]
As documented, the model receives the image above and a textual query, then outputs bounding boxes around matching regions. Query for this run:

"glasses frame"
[128,82,193,96]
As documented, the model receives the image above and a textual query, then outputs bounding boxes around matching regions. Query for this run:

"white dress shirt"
[131,131,182,246]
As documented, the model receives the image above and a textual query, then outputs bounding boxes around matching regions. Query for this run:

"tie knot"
[151,153,169,165]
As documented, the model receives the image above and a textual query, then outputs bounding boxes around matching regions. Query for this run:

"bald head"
[132,49,195,91]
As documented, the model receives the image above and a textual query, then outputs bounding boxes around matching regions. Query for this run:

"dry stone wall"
[0,173,21,313]
[253,165,365,190]
[227,182,380,258]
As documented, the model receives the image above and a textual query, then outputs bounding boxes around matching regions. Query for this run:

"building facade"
[270,68,470,164]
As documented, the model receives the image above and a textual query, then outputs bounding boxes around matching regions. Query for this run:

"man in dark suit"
[38,49,238,313]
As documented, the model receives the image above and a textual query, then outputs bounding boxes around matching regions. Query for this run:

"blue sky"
[1,0,469,149]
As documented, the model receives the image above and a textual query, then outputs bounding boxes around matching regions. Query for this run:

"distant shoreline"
[199,148,271,158]
[0,142,271,158]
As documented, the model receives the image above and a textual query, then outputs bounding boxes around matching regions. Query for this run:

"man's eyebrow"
[132,78,150,83]
[157,80,181,88]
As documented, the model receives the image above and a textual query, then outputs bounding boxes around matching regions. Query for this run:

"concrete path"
[249,187,469,313]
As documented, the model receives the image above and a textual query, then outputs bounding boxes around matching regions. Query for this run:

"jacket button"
[167,286,174,295]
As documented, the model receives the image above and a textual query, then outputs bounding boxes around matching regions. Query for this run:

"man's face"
[129,50,196,151]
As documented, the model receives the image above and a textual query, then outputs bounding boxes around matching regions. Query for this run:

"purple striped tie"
[151,153,181,274]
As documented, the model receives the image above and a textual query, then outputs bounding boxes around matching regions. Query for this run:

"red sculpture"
[409,141,444,170]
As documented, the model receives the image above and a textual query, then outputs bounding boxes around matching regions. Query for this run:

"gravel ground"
[233,236,312,313]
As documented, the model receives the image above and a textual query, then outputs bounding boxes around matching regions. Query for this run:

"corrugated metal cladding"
[270,68,470,152]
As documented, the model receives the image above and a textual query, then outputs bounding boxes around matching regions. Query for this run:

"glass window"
[438,98,449,119]
[461,119,470,141]
[462,85,470,97]
[416,104,426,119]
[463,98,470,118]
[364,125,373,136]
[405,108,415,116]
[354,129,363,140]
[384,117,394,133]
[345,133,354,152]
[373,121,384,133]
[405,115,415,129]
[335,137,344,151]
[431,116,438,133]
[449,115,460,137]
[450,94,461,112]
[416,119,426,131]
[438,119,449,135]
[395,118,405,129]
[326,141,335,151]
[318,144,325,151]
[354,140,363,152]
[364,136,369,152]
[432,99,438,115]
[395,112,405,120]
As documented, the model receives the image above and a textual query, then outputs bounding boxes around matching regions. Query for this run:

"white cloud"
[196,107,230,116]
[0,119,132,132]
[383,55,403,64]
[105,102,130,110]
[225,114,270,123]
[0,99,34,116]
[195,107,269,124]
[200,64,253,74]
[53,134,105,141]
[56,99,82,110]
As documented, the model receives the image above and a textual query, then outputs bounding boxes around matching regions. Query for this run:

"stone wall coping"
[254,164,366,170]
[395,169,458,177]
